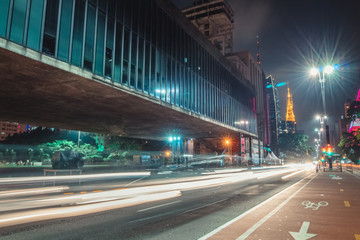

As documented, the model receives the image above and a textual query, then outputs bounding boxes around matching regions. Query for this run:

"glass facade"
[0,0,257,135]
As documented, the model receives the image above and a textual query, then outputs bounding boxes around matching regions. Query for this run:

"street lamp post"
[310,65,335,145]
[314,128,323,147]
[314,138,320,159]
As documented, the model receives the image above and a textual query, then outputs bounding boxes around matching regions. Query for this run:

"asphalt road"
[0,165,326,240]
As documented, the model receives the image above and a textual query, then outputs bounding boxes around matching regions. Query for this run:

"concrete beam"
[0,39,256,140]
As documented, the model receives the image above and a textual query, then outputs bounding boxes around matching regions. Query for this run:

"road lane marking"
[338,182,341,185]
[138,200,181,212]
[183,198,228,214]
[236,175,315,240]
[282,169,306,179]
[64,192,74,195]
[289,221,316,240]
[124,176,148,188]
[92,190,102,193]
[80,191,87,194]
[302,201,328,210]
[355,234,360,240]
[344,201,350,207]
[198,173,315,240]
[340,189,344,192]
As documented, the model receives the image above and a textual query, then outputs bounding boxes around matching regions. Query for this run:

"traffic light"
[321,157,325,162]
[165,151,171,157]
[327,144,332,156]
[322,147,326,154]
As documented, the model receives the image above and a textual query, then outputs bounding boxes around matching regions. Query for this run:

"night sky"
[172,0,360,140]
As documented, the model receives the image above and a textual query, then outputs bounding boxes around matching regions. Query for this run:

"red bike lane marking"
[201,172,360,240]
[200,173,315,240]
[241,172,360,240]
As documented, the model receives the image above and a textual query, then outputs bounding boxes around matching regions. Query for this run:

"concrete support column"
[249,137,252,159]
[239,133,242,156]
[183,139,194,155]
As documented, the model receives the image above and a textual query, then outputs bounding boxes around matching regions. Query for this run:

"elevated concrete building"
[0,0,260,156]
[182,0,269,159]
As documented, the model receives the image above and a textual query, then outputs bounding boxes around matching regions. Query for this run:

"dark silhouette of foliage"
[278,133,311,156]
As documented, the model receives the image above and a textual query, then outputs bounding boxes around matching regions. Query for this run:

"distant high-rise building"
[182,0,234,55]
[339,99,352,136]
[285,88,296,134]
[344,99,351,118]
[349,88,360,133]
[0,121,27,141]
[183,0,269,158]
[266,76,282,147]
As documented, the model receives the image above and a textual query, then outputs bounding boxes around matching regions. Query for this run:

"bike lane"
[201,171,360,240]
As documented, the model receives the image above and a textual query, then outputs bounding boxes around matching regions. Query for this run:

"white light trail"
[0,191,182,227]
[0,166,308,227]
[0,186,69,198]
[256,169,297,179]
[0,172,151,184]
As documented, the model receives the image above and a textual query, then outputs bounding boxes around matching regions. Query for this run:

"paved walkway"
[200,171,360,240]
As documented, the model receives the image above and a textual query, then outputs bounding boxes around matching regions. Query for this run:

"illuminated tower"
[285,88,296,134]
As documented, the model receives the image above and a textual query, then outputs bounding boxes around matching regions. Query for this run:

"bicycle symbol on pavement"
[302,200,328,210]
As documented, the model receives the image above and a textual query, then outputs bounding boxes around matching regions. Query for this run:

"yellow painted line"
[355,234,360,240]
[344,201,350,207]
[340,189,344,192]
[92,190,102,193]
[80,191,87,194]
[114,188,128,190]
[64,192,74,195]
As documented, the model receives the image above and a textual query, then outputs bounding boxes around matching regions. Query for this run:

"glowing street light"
[310,64,337,145]
[324,65,334,74]
[224,139,232,156]
[309,65,336,116]
[310,68,319,76]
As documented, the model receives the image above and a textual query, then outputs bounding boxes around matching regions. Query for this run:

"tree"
[338,132,360,162]
[103,136,142,164]
[105,136,141,152]
[38,140,101,163]
[278,133,311,157]
[3,128,96,146]
[346,100,360,121]
[28,148,34,162]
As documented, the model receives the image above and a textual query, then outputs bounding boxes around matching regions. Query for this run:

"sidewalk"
[342,163,360,178]
[200,171,360,240]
